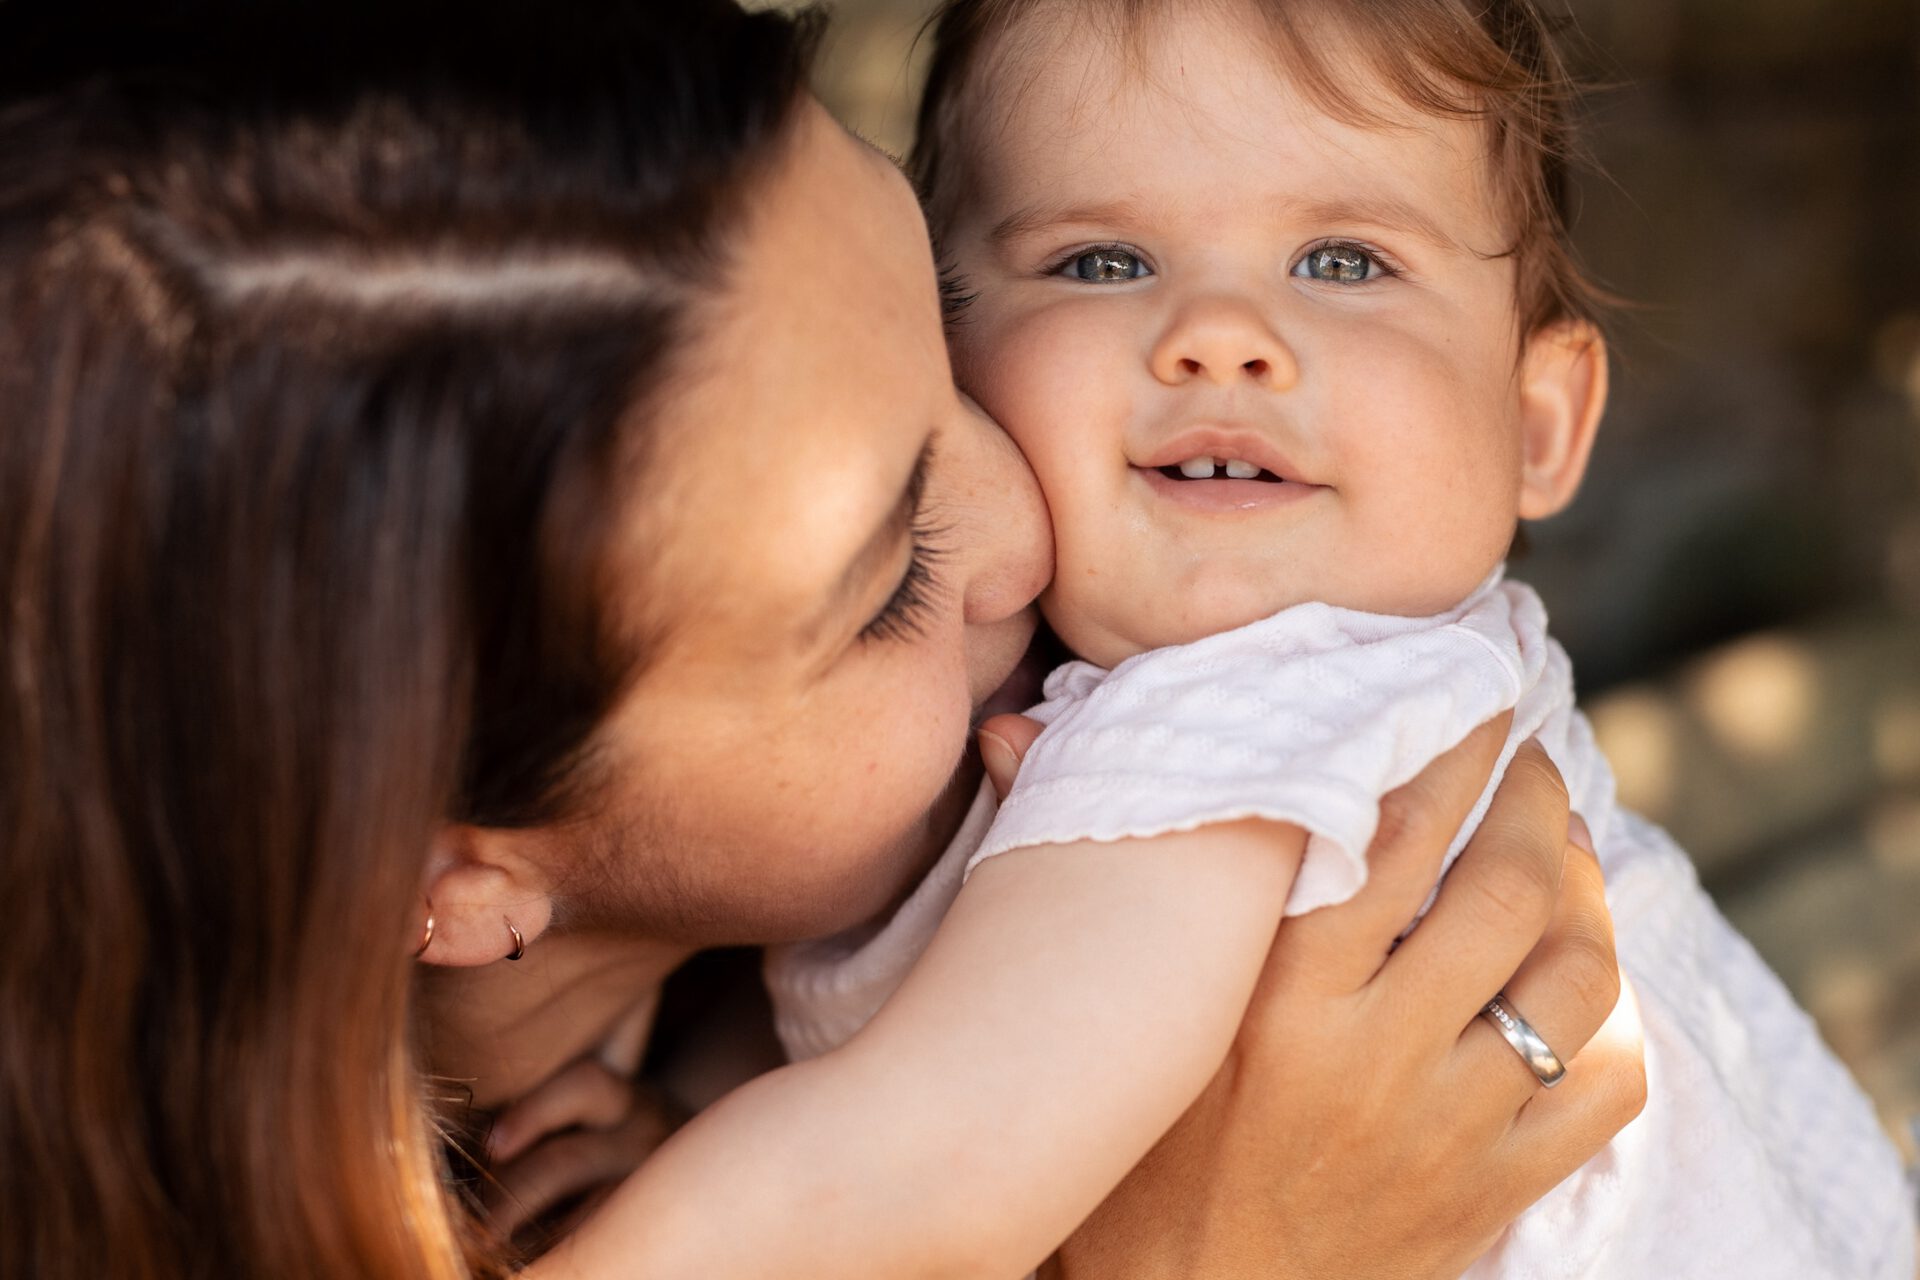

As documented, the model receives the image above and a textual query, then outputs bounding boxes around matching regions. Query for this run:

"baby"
[558,2,1915,1276]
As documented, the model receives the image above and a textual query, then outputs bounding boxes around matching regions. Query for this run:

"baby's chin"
[1042,565,1487,668]
[1042,577,1304,668]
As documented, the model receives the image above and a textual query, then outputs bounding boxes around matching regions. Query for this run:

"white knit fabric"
[764,576,1916,1278]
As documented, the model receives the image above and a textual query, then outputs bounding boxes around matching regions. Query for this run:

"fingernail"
[978,729,1018,780]
[1568,812,1594,855]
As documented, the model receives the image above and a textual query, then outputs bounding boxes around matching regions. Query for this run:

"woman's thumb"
[977,713,1044,802]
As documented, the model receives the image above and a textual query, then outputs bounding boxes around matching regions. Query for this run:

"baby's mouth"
[1157,455,1287,483]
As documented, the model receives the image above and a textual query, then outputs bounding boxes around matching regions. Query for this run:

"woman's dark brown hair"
[0,2,816,1275]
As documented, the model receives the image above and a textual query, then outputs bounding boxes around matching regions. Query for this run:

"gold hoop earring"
[505,920,525,962]
[413,905,435,959]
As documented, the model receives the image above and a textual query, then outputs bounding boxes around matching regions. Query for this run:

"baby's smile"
[1133,427,1328,514]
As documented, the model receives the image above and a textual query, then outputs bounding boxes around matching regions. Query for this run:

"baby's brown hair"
[911,0,1603,339]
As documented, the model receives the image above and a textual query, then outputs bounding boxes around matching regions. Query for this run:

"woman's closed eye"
[1292,240,1399,285]
[858,523,946,645]
[1048,245,1153,283]
[856,442,947,647]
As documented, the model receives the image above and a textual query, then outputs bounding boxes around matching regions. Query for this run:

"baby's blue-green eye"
[1295,243,1387,284]
[1062,247,1151,282]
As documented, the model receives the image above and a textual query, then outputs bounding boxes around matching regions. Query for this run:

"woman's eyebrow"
[803,438,934,645]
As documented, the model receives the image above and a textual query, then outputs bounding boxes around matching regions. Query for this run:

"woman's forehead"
[618,104,946,654]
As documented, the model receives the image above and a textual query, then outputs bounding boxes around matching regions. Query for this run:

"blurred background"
[762,0,1920,1153]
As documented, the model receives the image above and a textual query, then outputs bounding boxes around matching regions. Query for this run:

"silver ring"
[1481,994,1565,1088]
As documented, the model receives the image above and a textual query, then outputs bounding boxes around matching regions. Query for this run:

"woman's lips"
[1135,465,1326,512]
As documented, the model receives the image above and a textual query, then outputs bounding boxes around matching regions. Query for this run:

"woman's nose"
[951,395,1052,626]
[1148,295,1299,390]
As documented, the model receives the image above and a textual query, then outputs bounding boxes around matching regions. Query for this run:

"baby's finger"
[1385,741,1569,1025]
[486,1131,631,1237]
[977,712,1045,803]
[487,1058,635,1165]
[1276,714,1512,995]
[1450,840,1620,1099]
[486,1097,681,1239]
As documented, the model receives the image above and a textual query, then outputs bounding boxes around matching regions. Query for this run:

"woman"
[0,2,1641,1276]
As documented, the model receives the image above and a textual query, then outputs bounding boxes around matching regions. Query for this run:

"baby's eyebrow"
[1284,195,1465,252]
[986,193,1466,254]
[987,198,1148,248]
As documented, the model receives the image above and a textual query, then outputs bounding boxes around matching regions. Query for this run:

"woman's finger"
[1277,714,1513,995]
[1451,840,1621,1098]
[486,1058,636,1164]
[1497,977,1648,1190]
[1385,741,1570,1024]
[1395,988,1646,1262]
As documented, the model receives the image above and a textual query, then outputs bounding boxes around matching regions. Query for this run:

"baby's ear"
[1516,319,1608,520]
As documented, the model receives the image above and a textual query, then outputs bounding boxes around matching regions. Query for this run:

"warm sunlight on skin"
[580,100,1051,944]
[942,6,1598,667]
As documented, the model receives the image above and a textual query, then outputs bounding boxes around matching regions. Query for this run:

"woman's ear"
[416,824,556,966]
[1516,319,1608,520]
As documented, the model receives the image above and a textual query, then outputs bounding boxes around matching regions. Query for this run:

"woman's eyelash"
[937,257,977,326]
[858,520,948,645]
[859,442,945,646]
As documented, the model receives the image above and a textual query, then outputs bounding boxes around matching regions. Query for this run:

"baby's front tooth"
[1223,459,1260,480]
[1178,456,1218,479]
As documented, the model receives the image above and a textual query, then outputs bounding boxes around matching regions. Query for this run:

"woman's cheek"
[866,637,974,785]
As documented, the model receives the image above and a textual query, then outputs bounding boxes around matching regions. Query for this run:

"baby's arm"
[535,820,1304,1280]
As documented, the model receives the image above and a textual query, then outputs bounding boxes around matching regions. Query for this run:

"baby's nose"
[1150,296,1298,389]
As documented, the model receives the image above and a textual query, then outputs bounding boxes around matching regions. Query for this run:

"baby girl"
[556,1,1915,1276]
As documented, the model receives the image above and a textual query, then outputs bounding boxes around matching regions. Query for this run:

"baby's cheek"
[1352,460,1522,611]
[971,306,1119,436]
[1039,575,1127,668]
[1037,530,1158,667]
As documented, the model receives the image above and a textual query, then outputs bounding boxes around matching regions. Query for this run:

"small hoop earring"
[505,919,525,962]
[413,906,435,959]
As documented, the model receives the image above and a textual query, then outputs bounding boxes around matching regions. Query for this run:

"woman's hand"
[980,713,1647,1280]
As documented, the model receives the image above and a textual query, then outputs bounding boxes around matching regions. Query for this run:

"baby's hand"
[977,713,1045,800]
[483,1056,686,1250]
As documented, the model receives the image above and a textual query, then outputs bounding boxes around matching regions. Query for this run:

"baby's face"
[942,7,1593,667]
